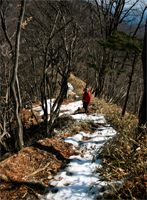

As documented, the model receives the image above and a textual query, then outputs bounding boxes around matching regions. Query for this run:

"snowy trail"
[41,101,116,200]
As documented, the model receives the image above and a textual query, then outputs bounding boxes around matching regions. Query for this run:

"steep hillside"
[0,73,146,199]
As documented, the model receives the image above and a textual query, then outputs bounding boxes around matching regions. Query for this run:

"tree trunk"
[94,49,106,97]
[122,53,137,116]
[10,0,26,149]
[138,19,147,129]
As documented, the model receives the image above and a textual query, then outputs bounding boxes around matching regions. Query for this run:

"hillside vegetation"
[0,0,146,199]
[69,74,147,199]
[94,99,146,199]
[0,96,146,199]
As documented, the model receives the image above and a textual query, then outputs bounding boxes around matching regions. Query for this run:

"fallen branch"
[23,161,52,179]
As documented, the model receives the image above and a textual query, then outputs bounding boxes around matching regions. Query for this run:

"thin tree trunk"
[94,49,106,97]
[10,0,26,149]
[122,53,137,116]
[138,19,147,129]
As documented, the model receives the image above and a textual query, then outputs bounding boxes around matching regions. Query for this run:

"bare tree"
[38,1,79,135]
[138,18,147,130]
[122,52,137,116]
[87,0,142,97]
[0,0,26,150]
[10,0,26,149]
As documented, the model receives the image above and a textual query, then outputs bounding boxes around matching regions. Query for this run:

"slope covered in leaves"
[0,134,76,200]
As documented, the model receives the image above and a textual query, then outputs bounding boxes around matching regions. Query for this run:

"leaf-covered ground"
[0,133,76,200]
[0,85,146,200]
[0,99,112,200]
[0,99,95,200]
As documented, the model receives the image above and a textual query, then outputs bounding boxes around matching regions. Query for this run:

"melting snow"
[40,101,117,200]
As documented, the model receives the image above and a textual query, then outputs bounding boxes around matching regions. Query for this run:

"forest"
[0,0,146,199]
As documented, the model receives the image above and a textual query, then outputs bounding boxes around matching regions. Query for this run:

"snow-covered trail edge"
[41,101,117,200]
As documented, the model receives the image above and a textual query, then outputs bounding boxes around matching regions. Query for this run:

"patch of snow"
[68,83,74,91]
[60,101,83,115]
[71,113,106,124]
[41,100,117,200]
[32,99,55,116]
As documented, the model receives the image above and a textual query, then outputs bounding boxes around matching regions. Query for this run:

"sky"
[124,0,147,21]
[93,0,147,23]
[33,100,117,200]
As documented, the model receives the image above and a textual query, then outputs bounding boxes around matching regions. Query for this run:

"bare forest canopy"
[0,0,146,153]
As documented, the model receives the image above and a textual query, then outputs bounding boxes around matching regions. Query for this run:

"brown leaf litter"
[0,135,76,200]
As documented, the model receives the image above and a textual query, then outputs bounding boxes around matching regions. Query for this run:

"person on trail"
[82,87,92,113]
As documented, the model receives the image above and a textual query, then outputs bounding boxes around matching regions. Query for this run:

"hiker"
[82,87,92,113]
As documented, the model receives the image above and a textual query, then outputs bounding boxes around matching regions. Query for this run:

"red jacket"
[82,90,92,104]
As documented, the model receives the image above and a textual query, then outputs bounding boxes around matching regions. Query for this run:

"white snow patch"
[41,100,117,200]
[60,101,83,115]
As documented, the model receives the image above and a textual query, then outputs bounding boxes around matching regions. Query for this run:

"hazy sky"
[126,0,147,22]
[127,0,147,10]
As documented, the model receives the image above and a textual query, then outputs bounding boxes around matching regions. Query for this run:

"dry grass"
[68,73,86,96]
[54,114,98,136]
[93,98,146,199]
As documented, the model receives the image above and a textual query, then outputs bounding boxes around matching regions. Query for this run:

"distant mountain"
[118,21,145,39]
